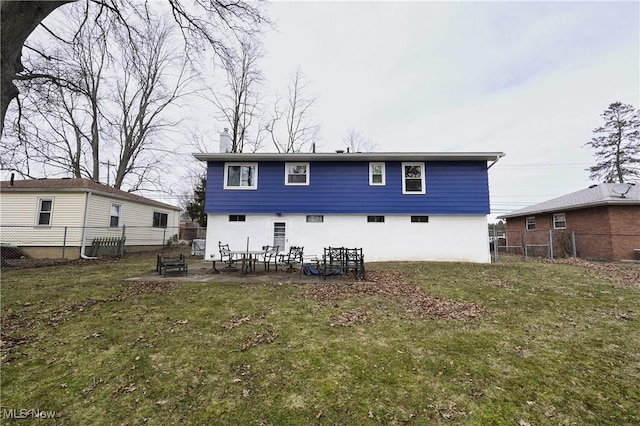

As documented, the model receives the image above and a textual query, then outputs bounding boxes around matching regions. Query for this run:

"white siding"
[86,194,180,246]
[0,191,86,226]
[1,191,180,249]
[0,192,86,246]
[205,213,490,263]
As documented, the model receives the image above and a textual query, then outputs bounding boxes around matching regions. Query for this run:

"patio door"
[273,222,286,252]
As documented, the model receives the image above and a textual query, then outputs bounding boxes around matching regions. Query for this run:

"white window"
[110,203,121,227]
[369,162,385,185]
[526,216,536,231]
[224,163,257,189]
[554,213,566,229]
[285,162,309,185]
[402,162,426,194]
[36,198,53,226]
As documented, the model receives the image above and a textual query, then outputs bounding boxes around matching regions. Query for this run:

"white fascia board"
[193,152,505,163]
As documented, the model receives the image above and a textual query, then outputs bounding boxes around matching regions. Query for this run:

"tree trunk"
[0,0,72,135]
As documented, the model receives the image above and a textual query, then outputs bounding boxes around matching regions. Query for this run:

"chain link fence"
[0,225,207,266]
[490,225,640,262]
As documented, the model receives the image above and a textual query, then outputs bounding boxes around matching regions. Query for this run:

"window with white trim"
[224,163,257,189]
[229,215,246,222]
[306,215,324,223]
[553,213,566,229]
[110,203,121,227]
[36,198,53,226]
[369,162,385,185]
[285,162,309,185]
[402,162,425,194]
[526,216,536,231]
[367,215,385,223]
[153,211,168,228]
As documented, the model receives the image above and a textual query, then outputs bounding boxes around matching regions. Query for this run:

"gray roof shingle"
[0,177,180,211]
[499,183,640,218]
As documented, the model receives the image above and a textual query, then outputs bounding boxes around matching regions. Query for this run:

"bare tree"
[0,1,73,135]
[268,68,320,153]
[110,19,198,190]
[2,4,112,181]
[208,37,263,153]
[342,128,379,153]
[3,6,198,191]
[0,0,270,135]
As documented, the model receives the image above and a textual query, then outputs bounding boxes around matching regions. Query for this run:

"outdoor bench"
[156,254,188,277]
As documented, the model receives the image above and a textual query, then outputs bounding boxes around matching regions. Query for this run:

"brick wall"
[608,205,640,260]
[504,205,640,261]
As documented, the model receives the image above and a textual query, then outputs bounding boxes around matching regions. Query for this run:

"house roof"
[0,177,181,211]
[193,151,505,164]
[498,183,640,218]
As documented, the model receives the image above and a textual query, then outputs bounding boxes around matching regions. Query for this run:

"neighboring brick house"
[499,183,640,261]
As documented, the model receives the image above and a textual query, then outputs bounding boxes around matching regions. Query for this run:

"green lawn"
[1,255,639,425]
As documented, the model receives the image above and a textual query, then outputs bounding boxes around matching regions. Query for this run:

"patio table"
[228,250,265,275]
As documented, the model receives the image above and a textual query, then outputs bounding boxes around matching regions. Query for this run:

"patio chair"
[218,242,237,271]
[322,246,346,278]
[345,248,365,279]
[279,246,304,271]
[261,245,280,272]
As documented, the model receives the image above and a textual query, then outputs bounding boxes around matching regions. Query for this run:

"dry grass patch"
[296,269,482,321]
[545,257,640,288]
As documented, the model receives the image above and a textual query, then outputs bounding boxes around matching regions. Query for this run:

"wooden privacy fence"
[86,237,126,257]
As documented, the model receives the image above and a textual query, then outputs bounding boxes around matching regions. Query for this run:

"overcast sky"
[252,0,639,219]
[6,1,638,220]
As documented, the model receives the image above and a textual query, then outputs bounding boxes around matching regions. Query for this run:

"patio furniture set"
[214,242,365,279]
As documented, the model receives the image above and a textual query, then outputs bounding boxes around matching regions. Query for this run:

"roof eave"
[1,183,181,211]
[193,151,506,163]
[498,199,640,219]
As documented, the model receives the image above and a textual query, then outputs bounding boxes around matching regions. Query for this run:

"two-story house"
[195,135,503,263]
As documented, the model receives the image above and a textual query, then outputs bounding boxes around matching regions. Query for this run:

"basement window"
[411,216,429,223]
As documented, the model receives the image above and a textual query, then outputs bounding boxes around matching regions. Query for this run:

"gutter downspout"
[80,190,98,259]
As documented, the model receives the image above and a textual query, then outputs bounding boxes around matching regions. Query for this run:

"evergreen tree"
[585,102,640,183]
[186,176,207,227]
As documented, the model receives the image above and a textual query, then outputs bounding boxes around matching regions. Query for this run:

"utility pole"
[100,160,115,185]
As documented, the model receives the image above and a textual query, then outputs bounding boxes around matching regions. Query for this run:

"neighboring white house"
[0,177,181,259]
[194,131,504,263]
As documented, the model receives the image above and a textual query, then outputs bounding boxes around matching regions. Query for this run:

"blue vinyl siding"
[205,160,490,214]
